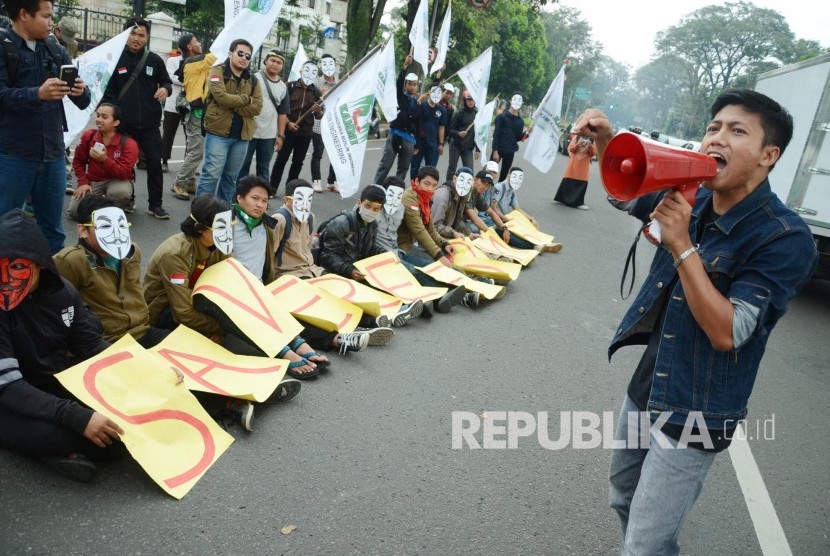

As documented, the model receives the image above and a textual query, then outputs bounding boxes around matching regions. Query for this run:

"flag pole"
[464,94,499,134]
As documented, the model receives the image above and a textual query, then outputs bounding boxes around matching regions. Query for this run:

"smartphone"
[59,64,78,86]
[92,142,106,154]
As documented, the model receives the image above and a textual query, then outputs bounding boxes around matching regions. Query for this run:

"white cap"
[404,73,419,83]
[485,161,499,173]
[442,83,455,93]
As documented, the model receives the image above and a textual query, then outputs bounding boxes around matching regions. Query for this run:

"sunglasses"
[235,51,252,60]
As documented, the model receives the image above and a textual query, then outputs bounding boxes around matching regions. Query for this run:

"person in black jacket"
[0,209,124,482]
[373,55,419,184]
[101,18,173,220]
[491,93,527,182]
[444,89,479,183]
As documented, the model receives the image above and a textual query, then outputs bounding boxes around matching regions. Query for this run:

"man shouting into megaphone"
[572,90,817,555]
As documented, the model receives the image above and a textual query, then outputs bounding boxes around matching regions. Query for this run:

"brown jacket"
[143,233,227,337]
[286,80,324,137]
[431,184,469,239]
[54,242,150,343]
[397,188,448,259]
[203,61,263,140]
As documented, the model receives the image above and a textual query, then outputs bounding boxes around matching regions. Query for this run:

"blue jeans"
[479,214,536,250]
[237,137,275,183]
[197,134,250,203]
[399,249,445,288]
[410,145,439,179]
[608,395,716,556]
[0,152,66,253]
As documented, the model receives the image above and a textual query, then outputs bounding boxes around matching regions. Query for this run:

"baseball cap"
[442,83,455,94]
[57,18,78,40]
[265,50,285,63]
[404,73,419,83]
[476,170,494,185]
[485,160,499,173]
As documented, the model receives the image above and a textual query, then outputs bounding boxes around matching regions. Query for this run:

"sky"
[554,0,830,70]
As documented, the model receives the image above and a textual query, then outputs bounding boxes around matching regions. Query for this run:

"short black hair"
[416,166,440,182]
[229,38,253,54]
[124,17,150,33]
[475,170,493,184]
[381,176,406,190]
[508,166,523,174]
[76,195,116,225]
[710,89,793,169]
[321,53,335,61]
[285,178,312,197]
[360,185,386,204]
[96,102,122,129]
[236,174,273,199]
[302,60,317,68]
[181,195,230,238]
[177,33,194,55]
[5,0,51,22]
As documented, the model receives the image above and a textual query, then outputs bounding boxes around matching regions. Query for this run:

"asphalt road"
[0,129,828,555]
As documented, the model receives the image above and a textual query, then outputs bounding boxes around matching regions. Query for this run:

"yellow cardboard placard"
[448,238,522,281]
[191,258,303,357]
[151,326,288,402]
[56,336,234,500]
[308,274,403,319]
[503,211,556,246]
[473,228,539,266]
[267,275,362,333]
[416,261,506,300]
[354,252,447,304]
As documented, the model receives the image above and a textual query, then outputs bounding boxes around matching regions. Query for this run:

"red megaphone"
[601,132,717,244]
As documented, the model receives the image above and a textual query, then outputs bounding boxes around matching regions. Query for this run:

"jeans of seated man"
[479,214,536,250]
[398,248,446,289]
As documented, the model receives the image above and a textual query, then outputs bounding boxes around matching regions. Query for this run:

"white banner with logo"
[375,37,398,122]
[523,63,566,173]
[287,43,309,83]
[473,98,497,166]
[224,0,247,27]
[210,0,286,64]
[457,47,492,109]
[409,0,430,73]
[429,2,452,76]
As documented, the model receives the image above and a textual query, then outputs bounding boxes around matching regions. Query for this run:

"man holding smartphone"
[101,17,172,220]
[0,0,90,254]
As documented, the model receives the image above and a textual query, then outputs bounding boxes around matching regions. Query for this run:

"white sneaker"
[576,205,590,210]
[326,181,340,193]
[312,180,323,193]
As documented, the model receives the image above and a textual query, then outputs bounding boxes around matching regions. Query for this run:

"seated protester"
[54,195,169,348]
[0,209,124,482]
[491,167,563,253]
[432,166,480,240]
[232,176,375,379]
[397,166,473,311]
[68,103,138,220]
[465,170,512,245]
[278,179,420,329]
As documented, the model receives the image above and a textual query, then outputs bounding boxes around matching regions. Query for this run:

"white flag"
[409,0,430,72]
[523,63,566,173]
[375,37,398,122]
[321,51,381,198]
[224,0,247,27]
[288,43,309,83]
[457,47,492,109]
[63,29,131,148]
[210,0,286,64]
[473,99,497,165]
[429,2,452,76]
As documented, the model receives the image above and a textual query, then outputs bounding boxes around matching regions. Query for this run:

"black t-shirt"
[228,74,244,139]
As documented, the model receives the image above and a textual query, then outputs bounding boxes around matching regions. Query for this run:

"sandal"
[290,336,331,370]
[278,345,319,380]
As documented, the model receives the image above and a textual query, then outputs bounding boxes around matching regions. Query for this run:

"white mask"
[292,186,314,223]
[510,94,523,111]
[429,87,442,105]
[211,210,234,255]
[384,185,404,215]
[508,170,524,191]
[92,207,131,260]
[301,63,318,85]
[454,172,473,197]
[320,57,336,78]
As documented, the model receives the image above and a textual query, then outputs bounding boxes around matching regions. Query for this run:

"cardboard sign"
[473,228,539,266]
[448,238,522,282]
[416,261,505,300]
[308,274,403,319]
[354,252,447,304]
[267,275,362,333]
[503,211,556,246]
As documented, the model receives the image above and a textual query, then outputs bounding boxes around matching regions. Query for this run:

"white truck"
[755,54,830,279]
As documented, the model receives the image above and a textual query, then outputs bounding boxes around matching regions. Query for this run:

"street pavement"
[0,129,828,555]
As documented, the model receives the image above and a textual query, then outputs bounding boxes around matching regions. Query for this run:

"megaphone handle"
[644,219,662,245]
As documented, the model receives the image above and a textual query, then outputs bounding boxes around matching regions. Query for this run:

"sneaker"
[312,179,324,193]
[326,181,339,193]
[576,205,590,210]
[263,378,302,404]
[225,399,254,432]
[374,314,391,328]
[171,183,190,201]
[461,291,480,308]
[123,203,135,214]
[473,276,495,285]
[146,206,170,219]
[357,326,395,346]
[541,242,563,253]
[185,183,197,195]
[162,160,169,173]
[435,286,465,313]
[65,186,75,196]
[336,331,369,354]
[392,299,423,327]
[41,454,97,483]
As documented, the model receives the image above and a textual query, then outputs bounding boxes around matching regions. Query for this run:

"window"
[326,0,331,15]
[307,0,315,8]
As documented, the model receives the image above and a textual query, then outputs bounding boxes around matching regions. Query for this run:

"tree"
[345,0,388,68]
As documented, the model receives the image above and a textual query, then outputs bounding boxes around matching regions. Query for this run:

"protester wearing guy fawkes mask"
[409,85,447,178]
[272,178,324,279]
[374,176,407,253]
[432,166,480,239]
[310,54,339,193]
[270,60,325,196]
[491,92,528,182]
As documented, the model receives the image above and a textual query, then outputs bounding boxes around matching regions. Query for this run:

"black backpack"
[311,209,356,265]
[274,207,314,267]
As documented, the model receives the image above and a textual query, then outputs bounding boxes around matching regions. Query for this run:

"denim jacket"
[609,180,817,428]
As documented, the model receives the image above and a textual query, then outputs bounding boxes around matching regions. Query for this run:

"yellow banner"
[473,228,539,266]
[448,238,522,281]
[416,261,506,300]
[267,275,362,333]
[151,326,288,403]
[192,259,303,358]
[503,211,556,246]
[56,336,234,500]
[308,274,403,319]
[354,252,447,304]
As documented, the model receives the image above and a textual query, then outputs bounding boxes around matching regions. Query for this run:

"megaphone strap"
[620,225,646,300]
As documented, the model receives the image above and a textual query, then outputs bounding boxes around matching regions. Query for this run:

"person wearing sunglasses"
[195,39,263,204]
[444,89,480,184]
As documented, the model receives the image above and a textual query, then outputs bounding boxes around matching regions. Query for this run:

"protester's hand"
[275,137,284,152]
[351,269,365,281]
[443,244,456,257]
[287,121,299,132]
[69,77,86,97]
[650,190,692,251]
[572,109,614,158]
[474,150,480,160]
[418,93,429,103]
[311,102,323,116]
[83,412,124,448]
[502,228,511,243]
[88,147,106,163]
[413,147,419,155]
[469,232,480,240]
[170,367,185,385]
[73,184,92,200]
[452,231,464,239]
[38,77,70,100]
[492,150,500,162]
[404,54,413,68]
[438,256,453,268]
[209,334,223,344]
[437,144,444,156]
[153,86,168,102]
[458,130,467,138]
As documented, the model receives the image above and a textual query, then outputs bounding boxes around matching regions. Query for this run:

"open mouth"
[709,153,726,174]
